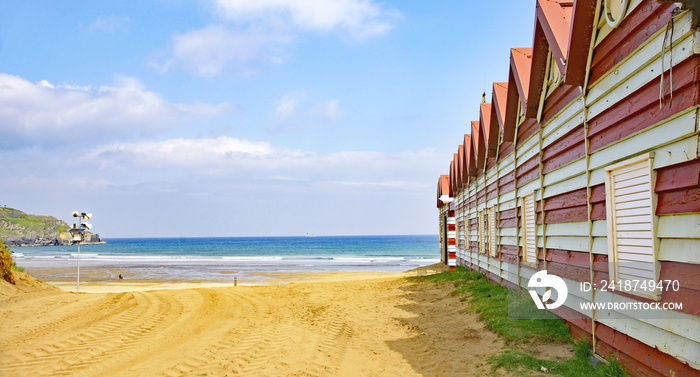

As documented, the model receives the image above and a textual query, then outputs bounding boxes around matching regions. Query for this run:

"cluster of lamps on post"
[69,211,92,292]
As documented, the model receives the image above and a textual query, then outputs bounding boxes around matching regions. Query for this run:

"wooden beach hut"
[437,0,700,375]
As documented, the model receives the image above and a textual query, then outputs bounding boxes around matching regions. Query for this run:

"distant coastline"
[1,207,104,247]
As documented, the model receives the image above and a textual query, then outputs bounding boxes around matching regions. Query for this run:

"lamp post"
[69,211,92,292]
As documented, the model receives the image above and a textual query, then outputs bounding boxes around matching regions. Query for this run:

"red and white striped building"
[437,1,699,375]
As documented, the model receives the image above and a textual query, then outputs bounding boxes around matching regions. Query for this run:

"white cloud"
[87,16,131,32]
[155,25,292,77]
[0,74,236,148]
[214,0,400,39]
[275,91,307,119]
[155,0,399,76]
[86,136,290,168]
[269,91,344,133]
[81,136,442,186]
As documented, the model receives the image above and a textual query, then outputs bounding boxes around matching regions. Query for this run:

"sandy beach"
[0,265,521,377]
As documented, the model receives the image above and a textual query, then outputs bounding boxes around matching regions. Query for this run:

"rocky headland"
[0,207,104,247]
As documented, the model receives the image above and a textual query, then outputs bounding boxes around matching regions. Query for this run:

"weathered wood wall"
[445,1,700,376]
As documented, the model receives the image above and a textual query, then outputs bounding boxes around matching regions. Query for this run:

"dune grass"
[409,267,629,377]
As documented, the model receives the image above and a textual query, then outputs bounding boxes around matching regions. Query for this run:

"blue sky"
[0,1,535,237]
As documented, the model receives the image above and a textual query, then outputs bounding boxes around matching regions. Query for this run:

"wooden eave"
[479,103,497,159]
[460,136,470,185]
[457,144,465,191]
[448,159,455,197]
[491,82,508,131]
[564,0,596,86]
[464,134,476,178]
[471,120,486,172]
[526,0,573,118]
[449,159,456,196]
[503,48,532,142]
[437,174,450,208]
[510,48,533,111]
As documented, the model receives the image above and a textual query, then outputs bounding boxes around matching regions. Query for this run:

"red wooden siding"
[589,2,676,85]
[515,154,540,188]
[542,84,582,125]
[542,123,585,174]
[656,158,700,215]
[588,55,700,153]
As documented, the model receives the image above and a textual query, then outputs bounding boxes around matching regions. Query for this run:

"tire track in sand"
[158,289,295,377]
[299,308,354,377]
[0,291,180,377]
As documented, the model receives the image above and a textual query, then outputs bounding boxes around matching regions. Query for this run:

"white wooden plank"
[587,12,694,115]
[592,220,607,237]
[589,103,698,172]
[592,237,608,254]
[543,158,586,187]
[544,172,586,198]
[545,236,590,252]
[544,221,590,237]
[518,179,541,198]
[516,133,540,165]
[499,197,516,210]
[541,97,584,142]
[659,239,700,263]
[658,214,700,239]
[653,135,700,169]
[499,236,518,246]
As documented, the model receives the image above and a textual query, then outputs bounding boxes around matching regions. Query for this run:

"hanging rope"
[660,6,682,109]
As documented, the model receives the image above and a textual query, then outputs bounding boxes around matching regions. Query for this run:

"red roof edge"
[449,159,456,198]
[491,82,508,131]
[527,0,573,118]
[564,0,596,86]
[457,144,465,191]
[464,134,476,178]
[510,48,533,113]
[479,103,497,159]
[437,174,450,208]
[471,120,485,172]
[503,49,531,142]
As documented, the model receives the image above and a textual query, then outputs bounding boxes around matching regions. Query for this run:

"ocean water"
[12,235,440,282]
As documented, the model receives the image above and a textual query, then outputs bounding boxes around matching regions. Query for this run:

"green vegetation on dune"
[408,267,629,377]
[0,238,16,284]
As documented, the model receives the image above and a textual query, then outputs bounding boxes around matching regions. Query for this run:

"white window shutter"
[488,207,497,257]
[605,154,660,299]
[478,209,485,254]
[522,193,537,266]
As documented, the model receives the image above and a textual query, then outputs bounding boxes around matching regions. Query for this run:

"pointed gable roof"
[503,48,532,142]
[449,159,456,198]
[510,47,533,110]
[457,144,465,190]
[527,0,574,118]
[463,134,476,179]
[491,82,508,133]
[437,174,450,208]
[471,120,485,172]
[565,0,597,86]
[479,103,497,159]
